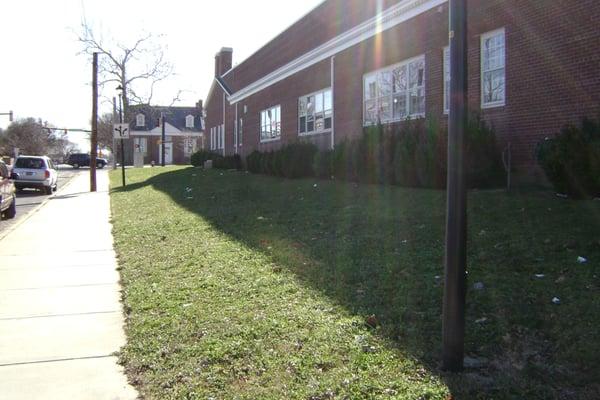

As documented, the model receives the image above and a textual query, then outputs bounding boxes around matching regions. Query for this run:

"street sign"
[113,123,130,139]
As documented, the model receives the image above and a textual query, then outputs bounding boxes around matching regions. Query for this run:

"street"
[0,167,86,234]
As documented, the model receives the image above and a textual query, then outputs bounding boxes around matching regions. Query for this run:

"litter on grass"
[535,274,545,279]
[552,297,561,305]
[577,256,588,264]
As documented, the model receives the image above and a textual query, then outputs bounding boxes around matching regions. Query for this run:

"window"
[238,118,243,147]
[363,55,425,126]
[298,88,332,135]
[186,115,194,128]
[481,28,506,108]
[260,105,281,142]
[443,46,450,114]
[136,114,145,127]
[184,138,197,155]
[210,127,216,150]
[134,137,147,154]
[220,124,224,150]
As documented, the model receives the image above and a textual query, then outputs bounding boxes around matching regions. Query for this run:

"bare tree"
[96,112,115,153]
[0,118,66,156]
[76,21,175,117]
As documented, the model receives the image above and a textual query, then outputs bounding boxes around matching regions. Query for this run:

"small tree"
[0,118,60,156]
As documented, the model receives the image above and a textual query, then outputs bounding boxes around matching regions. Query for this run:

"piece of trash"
[365,315,379,328]
[475,317,488,324]
[552,297,561,305]
[183,303,193,308]
[313,183,318,188]
[556,193,568,199]
[479,230,487,236]
[577,256,588,264]
[473,282,485,290]
[257,216,265,220]
[185,187,193,193]
[401,240,408,244]
[434,275,441,280]
[534,274,545,279]
[186,197,193,200]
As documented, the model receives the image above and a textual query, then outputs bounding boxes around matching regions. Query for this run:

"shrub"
[465,115,504,188]
[280,143,318,178]
[213,154,242,170]
[314,150,333,179]
[537,117,600,198]
[246,151,262,173]
[190,150,214,167]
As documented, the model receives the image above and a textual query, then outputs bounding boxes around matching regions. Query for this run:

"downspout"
[330,55,335,150]
[222,92,226,156]
[234,103,238,155]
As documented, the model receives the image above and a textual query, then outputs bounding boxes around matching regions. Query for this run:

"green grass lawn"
[110,167,599,399]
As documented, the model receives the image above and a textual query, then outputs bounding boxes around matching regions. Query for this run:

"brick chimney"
[214,47,233,77]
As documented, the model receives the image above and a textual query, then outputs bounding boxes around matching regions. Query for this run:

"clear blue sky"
[0,0,323,149]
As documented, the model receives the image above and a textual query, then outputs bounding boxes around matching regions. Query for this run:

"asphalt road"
[0,166,87,234]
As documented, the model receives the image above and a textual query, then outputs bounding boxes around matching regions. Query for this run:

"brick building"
[204,0,600,176]
[126,104,204,166]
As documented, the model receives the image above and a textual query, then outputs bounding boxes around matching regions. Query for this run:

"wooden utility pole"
[90,52,98,192]
[442,0,468,372]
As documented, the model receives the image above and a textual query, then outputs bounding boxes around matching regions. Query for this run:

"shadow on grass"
[112,167,600,399]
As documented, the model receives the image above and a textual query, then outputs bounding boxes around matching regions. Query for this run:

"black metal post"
[119,93,125,186]
[90,52,98,192]
[161,113,166,167]
[442,0,468,372]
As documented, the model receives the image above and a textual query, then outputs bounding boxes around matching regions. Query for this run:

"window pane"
[379,96,392,122]
[410,88,425,115]
[324,117,332,130]
[378,70,393,96]
[315,93,324,113]
[307,96,315,115]
[364,74,377,100]
[409,59,425,88]
[483,69,505,103]
[393,65,407,93]
[324,90,332,112]
[299,97,307,116]
[393,93,407,119]
[299,116,306,133]
[315,113,324,131]
[364,99,377,125]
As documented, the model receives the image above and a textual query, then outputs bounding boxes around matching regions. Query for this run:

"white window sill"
[260,137,281,144]
[362,114,425,127]
[481,101,505,109]
[299,129,332,137]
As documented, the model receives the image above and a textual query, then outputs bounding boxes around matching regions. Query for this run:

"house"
[126,104,204,165]
[204,0,600,179]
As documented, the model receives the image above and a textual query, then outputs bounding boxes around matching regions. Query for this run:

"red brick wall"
[208,0,600,174]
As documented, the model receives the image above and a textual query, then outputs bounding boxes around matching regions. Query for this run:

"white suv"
[12,156,58,195]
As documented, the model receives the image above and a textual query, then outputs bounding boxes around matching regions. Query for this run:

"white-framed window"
[260,105,281,142]
[184,138,197,155]
[443,46,450,114]
[136,114,145,127]
[134,137,147,154]
[220,124,224,150]
[210,127,216,150]
[298,88,332,135]
[363,55,425,126]
[238,118,243,147]
[481,28,506,108]
[186,115,195,128]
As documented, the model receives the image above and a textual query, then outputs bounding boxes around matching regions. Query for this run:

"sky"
[0,0,324,150]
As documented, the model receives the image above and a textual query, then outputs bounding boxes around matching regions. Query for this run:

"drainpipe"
[330,55,335,150]
[234,103,238,155]
[222,93,226,156]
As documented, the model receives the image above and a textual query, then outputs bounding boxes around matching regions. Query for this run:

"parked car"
[67,153,108,169]
[0,160,16,219]
[12,156,58,195]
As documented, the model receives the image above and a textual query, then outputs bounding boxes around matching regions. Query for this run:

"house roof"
[128,105,204,132]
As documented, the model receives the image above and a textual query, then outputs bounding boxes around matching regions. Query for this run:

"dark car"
[67,153,108,169]
[0,160,16,219]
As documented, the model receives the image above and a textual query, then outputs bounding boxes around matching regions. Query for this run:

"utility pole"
[161,112,166,167]
[112,97,117,170]
[118,92,126,186]
[90,52,98,192]
[442,0,468,372]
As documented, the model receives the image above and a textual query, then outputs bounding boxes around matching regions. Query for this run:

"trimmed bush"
[213,154,242,170]
[537,117,600,198]
[465,115,504,188]
[190,150,215,167]
[246,151,262,173]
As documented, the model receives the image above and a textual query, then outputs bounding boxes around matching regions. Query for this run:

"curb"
[0,172,81,242]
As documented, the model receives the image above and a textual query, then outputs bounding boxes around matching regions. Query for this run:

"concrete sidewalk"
[0,171,138,399]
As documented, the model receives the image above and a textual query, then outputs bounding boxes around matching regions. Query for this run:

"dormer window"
[186,115,194,128]
[136,114,145,127]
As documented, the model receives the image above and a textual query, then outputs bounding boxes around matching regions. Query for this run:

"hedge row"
[246,116,504,189]
[190,150,242,170]
[537,117,600,198]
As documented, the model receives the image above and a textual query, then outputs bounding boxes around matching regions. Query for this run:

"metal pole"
[112,97,117,170]
[161,113,166,167]
[442,0,468,372]
[90,52,98,192]
[119,94,125,186]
